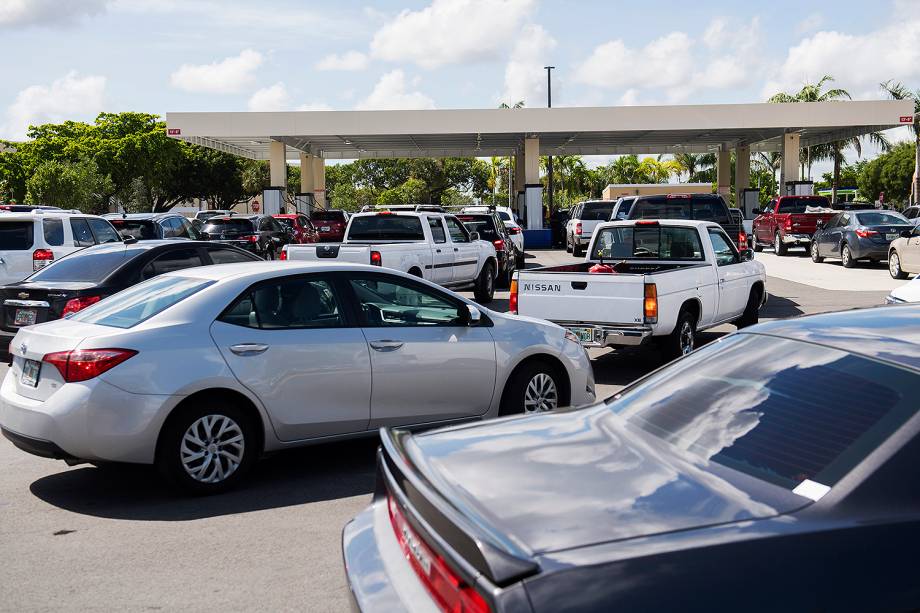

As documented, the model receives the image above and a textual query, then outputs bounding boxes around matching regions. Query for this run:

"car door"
[755,201,774,243]
[902,230,920,271]
[707,228,749,322]
[426,216,453,284]
[345,272,496,427]
[444,215,479,283]
[209,274,371,440]
[830,213,851,255]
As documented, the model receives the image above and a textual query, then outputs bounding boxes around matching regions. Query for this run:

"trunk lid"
[0,282,99,333]
[865,224,914,244]
[516,269,644,324]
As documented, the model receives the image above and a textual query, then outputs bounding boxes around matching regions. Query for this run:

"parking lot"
[0,247,899,612]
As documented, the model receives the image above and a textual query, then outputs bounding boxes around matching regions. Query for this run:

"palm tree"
[673,152,716,182]
[880,80,920,204]
[753,152,781,190]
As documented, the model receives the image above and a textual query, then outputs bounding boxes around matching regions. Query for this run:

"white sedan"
[0,262,594,493]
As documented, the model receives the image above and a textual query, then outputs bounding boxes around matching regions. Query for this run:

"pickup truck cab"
[566,200,617,257]
[282,210,499,302]
[513,219,767,359]
[752,195,834,255]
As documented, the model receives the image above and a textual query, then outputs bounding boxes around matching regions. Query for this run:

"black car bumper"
[849,239,892,260]
[1,426,78,461]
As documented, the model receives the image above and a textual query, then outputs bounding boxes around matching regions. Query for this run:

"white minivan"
[0,212,122,286]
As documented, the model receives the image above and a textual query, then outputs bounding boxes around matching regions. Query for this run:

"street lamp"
[544,66,555,217]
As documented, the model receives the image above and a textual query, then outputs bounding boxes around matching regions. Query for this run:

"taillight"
[370,250,382,266]
[575,222,582,235]
[246,235,260,243]
[32,249,54,271]
[42,348,137,383]
[666,194,691,199]
[492,239,504,251]
[738,232,748,249]
[635,220,659,226]
[509,278,518,314]
[508,226,521,235]
[855,227,878,238]
[62,295,101,316]
[387,495,490,613]
[784,218,792,230]
[279,248,288,260]
[644,283,658,323]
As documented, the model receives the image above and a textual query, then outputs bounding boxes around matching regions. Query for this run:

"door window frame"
[707,228,741,266]
[444,216,471,243]
[217,273,351,330]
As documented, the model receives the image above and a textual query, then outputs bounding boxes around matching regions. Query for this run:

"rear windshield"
[580,202,615,221]
[631,195,729,223]
[606,334,919,492]
[26,249,141,282]
[457,216,500,239]
[0,221,35,250]
[201,219,254,233]
[311,211,346,222]
[854,212,909,225]
[592,225,704,261]
[347,215,425,241]
[777,197,831,214]
[497,211,512,222]
[71,275,213,329]
[110,219,157,240]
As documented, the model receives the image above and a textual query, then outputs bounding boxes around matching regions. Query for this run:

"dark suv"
[627,193,746,248]
[456,212,517,287]
[310,210,348,242]
[199,214,291,259]
[103,213,198,240]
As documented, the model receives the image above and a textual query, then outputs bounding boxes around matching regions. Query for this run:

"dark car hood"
[406,407,808,555]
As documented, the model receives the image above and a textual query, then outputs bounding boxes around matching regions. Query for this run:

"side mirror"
[469,231,480,242]
[740,248,754,261]
[466,304,482,325]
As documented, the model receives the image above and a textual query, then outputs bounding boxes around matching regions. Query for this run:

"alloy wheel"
[679,320,694,355]
[890,253,902,277]
[180,414,245,484]
[523,373,558,413]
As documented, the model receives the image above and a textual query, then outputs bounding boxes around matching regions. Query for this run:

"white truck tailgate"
[285,244,371,264]
[517,273,646,325]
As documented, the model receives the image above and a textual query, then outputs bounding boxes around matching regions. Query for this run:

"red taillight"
[492,239,504,251]
[32,248,54,271]
[855,227,878,238]
[508,226,521,235]
[62,295,101,316]
[666,194,691,199]
[377,211,394,215]
[635,220,659,226]
[246,235,260,243]
[575,222,582,235]
[738,232,748,249]
[387,495,490,613]
[279,248,288,260]
[509,278,518,314]
[42,348,137,383]
[784,218,792,230]
[370,250,382,266]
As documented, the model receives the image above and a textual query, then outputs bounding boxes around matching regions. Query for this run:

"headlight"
[564,329,581,344]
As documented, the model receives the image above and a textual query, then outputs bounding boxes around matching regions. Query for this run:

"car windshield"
[71,275,214,328]
[581,202,615,221]
[457,216,500,239]
[777,197,831,213]
[201,219,254,233]
[591,225,704,260]
[25,249,141,282]
[347,215,425,240]
[605,334,919,492]
[110,219,157,240]
[0,221,34,250]
[854,212,909,225]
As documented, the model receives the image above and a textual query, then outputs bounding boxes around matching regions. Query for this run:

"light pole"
[545,66,555,219]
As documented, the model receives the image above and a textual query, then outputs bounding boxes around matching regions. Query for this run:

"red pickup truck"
[752,196,836,256]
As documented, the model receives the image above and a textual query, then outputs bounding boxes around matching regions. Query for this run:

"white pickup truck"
[282,210,499,302]
[512,219,767,359]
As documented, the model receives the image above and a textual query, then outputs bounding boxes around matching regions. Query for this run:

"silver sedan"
[0,261,595,493]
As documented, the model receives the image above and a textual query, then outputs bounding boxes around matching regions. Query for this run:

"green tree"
[880,80,920,204]
[26,158,113,213]
[857,142,915,205]
[377,177,429,205]
[673,153,715,182]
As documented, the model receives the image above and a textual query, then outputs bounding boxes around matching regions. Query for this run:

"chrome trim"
[556,321,653,347]
[3,300,50,308]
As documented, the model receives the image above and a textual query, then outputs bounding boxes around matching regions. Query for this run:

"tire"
[810,240,824,263]
[734,287,762,329]
[156,401,257,495]
[473,261,495,303]
[751,233,762,252]
[265,245,275,260]
[516,253,525,269]
[841,243,856,268]
[774,232,787,256]
[572,241,584,258]
[659,309,696,362]
[565,237,572,253]
[408,267,423,278]
[890,251,909,279]
[497,261,513,289]
[499,360,562,416]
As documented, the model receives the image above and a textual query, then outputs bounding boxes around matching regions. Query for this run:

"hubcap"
[180,414,245,484]
[843,247,850,265]
[891,254,900,276]
[811,243,818,258]
[774,236,781,254]
[679,321,694,355]
[523,373,558,413]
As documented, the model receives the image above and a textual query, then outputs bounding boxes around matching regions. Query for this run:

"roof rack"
[361,204,446,213]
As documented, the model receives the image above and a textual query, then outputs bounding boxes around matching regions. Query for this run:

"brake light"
[492,239,505,251]
[575,222,582,235]
[370,250,382,266]
[279,248,288,261]
[42,348,137,383]
[635,220,659,226]
[855,227,878,238]
[509,278,518,314]
[62,295,101,316]
[377,211,394,215]
[738,232,748,249]
[32,249,54,271]
[508,226,521,235]
[784,218,792,230]
[387,495,490,613]
[644,283,658,323]
[667,194,692,199]
[246,235,260,243]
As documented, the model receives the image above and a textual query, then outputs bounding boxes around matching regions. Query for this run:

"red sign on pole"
[900,116,914,123]
[251,200,260,212]
[167,128,181,135]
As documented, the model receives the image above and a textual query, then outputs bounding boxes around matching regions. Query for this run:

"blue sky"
[1,0,916,173]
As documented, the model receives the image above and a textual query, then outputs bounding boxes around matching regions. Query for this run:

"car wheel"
[497,261,513,289]
[841,243,856,268]
[774,232,787,256]
[572,241,584,258]
[890,251,909,279]
[156,401,257,495]
[810,240,824,263]
[473,261,495,303]
[516,252,525,269]
[751,233,762,252]
[659,309,696,362]
[734,287,762,329]
[565,236,572,253]
[265,245,275,260]
[500,360,562,416]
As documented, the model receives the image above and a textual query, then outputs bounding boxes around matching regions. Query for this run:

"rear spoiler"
[378,427,540,587]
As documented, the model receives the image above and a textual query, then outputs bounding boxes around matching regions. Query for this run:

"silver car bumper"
[558,322,653,348]
[782,233,813,246]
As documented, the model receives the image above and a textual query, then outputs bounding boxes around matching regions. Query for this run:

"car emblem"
[17,292,28,299]
[19,343,27,354]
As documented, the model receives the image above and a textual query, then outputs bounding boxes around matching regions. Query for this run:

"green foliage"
[377,177,429,205]
[857,142,915,204]
[26,158,113,213]
[328,182,378,212]
[440,188,475,207]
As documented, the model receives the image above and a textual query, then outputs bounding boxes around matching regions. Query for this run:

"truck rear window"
[201,219,254,233]
[347,216,425,241]
[631,195,729,223]
[777,197,831,213]
[457,216,500,240]
[591,226,704,261]
[580,202,615,221]
[0,221,35,250]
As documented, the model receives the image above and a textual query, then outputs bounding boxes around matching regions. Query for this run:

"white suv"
[0,212,121,286]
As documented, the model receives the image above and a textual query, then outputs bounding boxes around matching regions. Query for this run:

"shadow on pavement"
[761,293,805,319]
[29,436,379,521]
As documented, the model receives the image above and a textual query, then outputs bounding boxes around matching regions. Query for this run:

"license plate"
[886,233,898,240]
[14,308,36,326]
[21,359,40,387]
[320,226,331,232]
[568,326,595,343]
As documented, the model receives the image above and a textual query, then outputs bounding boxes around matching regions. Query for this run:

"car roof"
[0,211,104,220]
[205,214,258,221]
[162,260,383,281]
[104,213,179,220]
[744,304,920,372]
[597,219,718,230]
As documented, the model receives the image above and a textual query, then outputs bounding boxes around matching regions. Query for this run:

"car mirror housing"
[469,231,480,242]
[466,304,482,325]
[740,248,754,261]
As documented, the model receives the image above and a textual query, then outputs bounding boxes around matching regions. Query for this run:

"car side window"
[220,277,343,329]
[168,217,190,238]
[349,276,464,327]
[87,218,121,244]
[427,217,446,243]
[70,218,95,247]
[708,229,740,266]
[444,217,470,243]
[841,213,851,227]
[43,218,64,246]
[142,248,205,279]
[207,247,257,264]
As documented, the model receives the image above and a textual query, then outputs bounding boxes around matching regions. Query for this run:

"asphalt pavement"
[0,248,894,612]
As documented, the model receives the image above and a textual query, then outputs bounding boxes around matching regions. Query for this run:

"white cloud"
[370,0,534,68]
[315,50,368,71]
[500,24,557,107]
[575,32,695,91]
[295,102,334,111]
[248,82,291,112]
[0,0,108,28]
[2,71,106,140]
[355,70,435,110]
[170,49,263,94]
[796,12,824,34]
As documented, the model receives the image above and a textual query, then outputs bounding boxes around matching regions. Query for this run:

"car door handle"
[229,343,269,356]
[454,248,459,252]
[436,249,442,253]
[369,340,404,352]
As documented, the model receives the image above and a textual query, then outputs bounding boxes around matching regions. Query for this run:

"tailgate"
[284,243,370,263]
[789,214,832,233]
[517,271,645,324]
